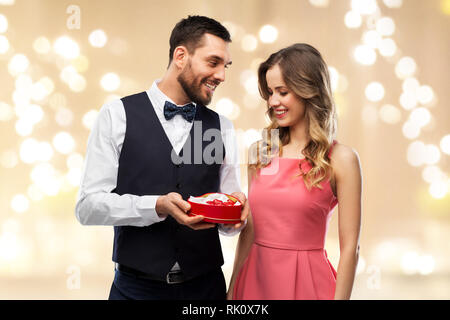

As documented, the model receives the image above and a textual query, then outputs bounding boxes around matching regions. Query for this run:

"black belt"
[116,264,194,284]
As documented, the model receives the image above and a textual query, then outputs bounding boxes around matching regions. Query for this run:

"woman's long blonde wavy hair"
[250,43,337,190]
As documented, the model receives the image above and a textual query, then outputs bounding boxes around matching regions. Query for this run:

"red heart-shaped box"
[187,193,242,224]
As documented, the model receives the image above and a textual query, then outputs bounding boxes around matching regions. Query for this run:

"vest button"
[176,183,181,189]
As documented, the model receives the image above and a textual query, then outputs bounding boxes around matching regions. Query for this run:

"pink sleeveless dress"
[233,141,338,300]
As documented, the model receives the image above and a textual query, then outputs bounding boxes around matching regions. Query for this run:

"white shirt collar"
[148,79,197,112]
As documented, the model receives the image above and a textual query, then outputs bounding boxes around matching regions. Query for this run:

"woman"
[228,43,362,300]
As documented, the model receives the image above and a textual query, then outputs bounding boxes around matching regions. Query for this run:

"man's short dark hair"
[168,15,231,65]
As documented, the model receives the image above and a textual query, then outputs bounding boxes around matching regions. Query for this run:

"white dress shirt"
[75,80,243,238]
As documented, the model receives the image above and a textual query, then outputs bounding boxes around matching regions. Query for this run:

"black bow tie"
[163,101,196,122]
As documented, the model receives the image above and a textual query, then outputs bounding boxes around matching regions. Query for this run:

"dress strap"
[327,140,338,158]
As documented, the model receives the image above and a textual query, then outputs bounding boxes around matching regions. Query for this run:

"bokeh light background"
[0,0,449,299]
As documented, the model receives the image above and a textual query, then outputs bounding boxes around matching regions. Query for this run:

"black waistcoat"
[111,92,225,278]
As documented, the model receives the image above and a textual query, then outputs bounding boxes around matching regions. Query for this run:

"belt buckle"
[166,271,183,284]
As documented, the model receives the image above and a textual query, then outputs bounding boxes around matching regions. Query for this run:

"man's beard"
[177,61,212,106]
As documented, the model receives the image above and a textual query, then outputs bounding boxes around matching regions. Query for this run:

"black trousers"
[108,267,226,300]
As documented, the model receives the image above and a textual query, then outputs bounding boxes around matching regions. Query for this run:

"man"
[75,15,248,300]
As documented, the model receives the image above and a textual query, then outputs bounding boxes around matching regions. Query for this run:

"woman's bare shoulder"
[248,140,263,164]
[331,143,361,176]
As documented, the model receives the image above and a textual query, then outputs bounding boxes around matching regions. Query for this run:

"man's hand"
[230,191,249,229]
[155,192,215,230]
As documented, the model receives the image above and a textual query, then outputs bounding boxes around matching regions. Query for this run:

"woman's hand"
[230,191,250,229]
